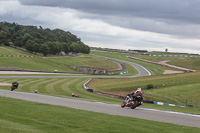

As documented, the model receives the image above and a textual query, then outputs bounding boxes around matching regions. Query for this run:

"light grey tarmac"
[0,90,200,128]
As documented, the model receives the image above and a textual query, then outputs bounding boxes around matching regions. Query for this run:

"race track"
[0,90,200,128]
[0,56,199,128]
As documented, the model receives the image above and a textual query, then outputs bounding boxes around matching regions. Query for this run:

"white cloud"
[0,0,199,54]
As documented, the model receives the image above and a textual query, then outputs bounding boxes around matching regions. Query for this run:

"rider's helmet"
[137,88,141,92]
[134,88,142,95]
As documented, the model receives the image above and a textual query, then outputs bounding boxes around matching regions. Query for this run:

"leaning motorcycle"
[121,95,143,109]
[11,83,18,91]
[11,86,17,91]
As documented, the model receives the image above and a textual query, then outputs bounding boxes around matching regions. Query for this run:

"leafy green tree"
[70,43,80,54]
[0,21,90,55]
[25,40,34,51]
[32,43,41,52]
[55,42,64,53]
[14,36,23,46]
[47,42,57,54]
[63,43,70,54]
[39,43,50,56]
[21,33,34,46]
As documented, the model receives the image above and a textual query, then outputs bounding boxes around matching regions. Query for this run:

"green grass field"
[129,52,200,70]
[0,46,33,56]
[1,97,199,133]
[0,46,22,55]
[0,78,122,104]
[0,47,200,131]
[147,51,199,56]
[46,54,120,70]
[0,46,121,73]
[0,57,77,72]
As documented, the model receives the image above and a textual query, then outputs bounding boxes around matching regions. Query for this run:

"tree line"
[0,22,90,55]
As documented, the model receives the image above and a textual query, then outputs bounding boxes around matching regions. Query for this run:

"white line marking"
[138,107,200,118]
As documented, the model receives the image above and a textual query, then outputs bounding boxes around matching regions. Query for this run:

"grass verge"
[0,96,199,133]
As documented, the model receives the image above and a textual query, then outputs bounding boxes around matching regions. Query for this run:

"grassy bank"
[46,54,119,70]
[87,72,200,105]
[129,51,200,70]
[0,97,199,133]
[0,46,123,73]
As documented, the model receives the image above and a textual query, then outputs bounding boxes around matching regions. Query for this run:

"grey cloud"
[18,0,200,39]
[102,16,200,39]
[19,0,200,24]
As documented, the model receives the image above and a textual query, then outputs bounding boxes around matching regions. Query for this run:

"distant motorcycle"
[121,95,143,109]
[11,81,19,91]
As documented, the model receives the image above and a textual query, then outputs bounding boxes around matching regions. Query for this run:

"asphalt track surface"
[91,54,151,77]
[0,90,200,128]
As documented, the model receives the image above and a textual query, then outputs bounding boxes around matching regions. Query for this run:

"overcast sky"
[0,0,200,54]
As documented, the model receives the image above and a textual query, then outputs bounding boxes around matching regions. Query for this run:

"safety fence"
[186,99,200,108]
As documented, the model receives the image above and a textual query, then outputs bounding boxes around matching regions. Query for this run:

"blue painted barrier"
[153,101,184,107]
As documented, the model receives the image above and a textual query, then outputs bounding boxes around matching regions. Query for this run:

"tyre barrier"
[87,89,94,93]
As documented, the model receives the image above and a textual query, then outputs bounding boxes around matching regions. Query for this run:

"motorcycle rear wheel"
[131,101,138,109]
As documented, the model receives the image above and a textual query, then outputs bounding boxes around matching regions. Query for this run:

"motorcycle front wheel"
[121,102,126,108]
[11,86,16,91]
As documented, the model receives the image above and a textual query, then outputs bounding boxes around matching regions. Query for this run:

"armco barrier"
[83,79,95,93]
[149,54,200,58]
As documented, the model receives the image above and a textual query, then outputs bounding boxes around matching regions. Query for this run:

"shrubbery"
[145,84,154,89]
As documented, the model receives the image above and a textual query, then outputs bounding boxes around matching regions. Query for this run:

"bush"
[146,84,154,90]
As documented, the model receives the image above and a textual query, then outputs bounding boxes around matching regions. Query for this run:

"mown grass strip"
[0,77,199,114]
[0,78,122,103]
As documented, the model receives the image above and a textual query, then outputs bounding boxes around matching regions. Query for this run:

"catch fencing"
[186,99,200,108]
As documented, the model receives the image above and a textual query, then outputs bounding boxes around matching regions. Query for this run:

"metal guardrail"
[149,54,200,57]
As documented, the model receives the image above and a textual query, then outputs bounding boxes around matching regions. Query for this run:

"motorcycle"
[11,82,19,91]
[11,86,17,91]
[121,95,143,109]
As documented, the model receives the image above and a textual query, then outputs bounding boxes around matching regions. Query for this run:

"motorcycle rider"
[127,88,143,103]
[11,81,19,91]
[133,88,143,99]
